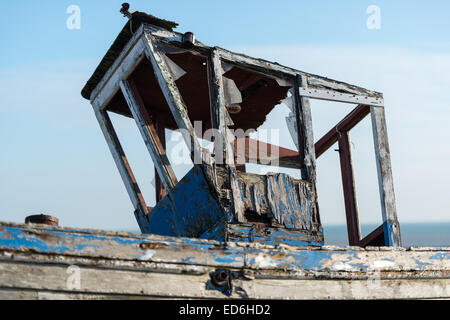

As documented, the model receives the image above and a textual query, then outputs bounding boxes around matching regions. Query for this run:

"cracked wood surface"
[0,222,448,299]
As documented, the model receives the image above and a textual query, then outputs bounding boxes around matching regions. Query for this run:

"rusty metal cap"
[25,214,59,227]
[182,32,196,48]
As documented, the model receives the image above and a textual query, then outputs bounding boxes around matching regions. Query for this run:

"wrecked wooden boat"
[0,8,448,300]
[0,221,449,299]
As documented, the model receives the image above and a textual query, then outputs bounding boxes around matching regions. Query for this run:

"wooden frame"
[371,106,402,246]
[94,109,148,216]
[142,34,208,167]
[91,25,147,111]
[89,24,400,247]
[313,104,401,247]
[120,79,178,194]
[338,131,361,245]
[299,88,384,106]
[207,48,235,167]
[294,75,317,184]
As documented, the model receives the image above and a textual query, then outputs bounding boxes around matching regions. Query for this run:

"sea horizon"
[323,222,450,247]
[121,222,450,248]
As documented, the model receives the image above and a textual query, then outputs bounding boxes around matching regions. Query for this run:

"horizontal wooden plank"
[216,47,383,99]
[234,137,301,169]
[0,288,168,300]
[299,88,384,106]
[0,222,448,275]
[141,25,383,99]
[0,223,244,268]
[0,260,448,300]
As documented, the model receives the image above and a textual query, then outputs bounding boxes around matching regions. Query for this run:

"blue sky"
[1,1,449,231]
[1,0,450,66]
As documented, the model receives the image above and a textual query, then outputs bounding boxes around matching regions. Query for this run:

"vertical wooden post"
[207,48,244,222]
[338,132,362,246]
[154,115,166,202]
[295,75,321,228]
[371,106,402,247]
[93,109,148,217]
[295,75,317,183]
[120,79,178,194]
[207,48,235,167]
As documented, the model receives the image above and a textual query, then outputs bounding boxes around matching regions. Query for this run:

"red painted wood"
[315,105,370,159]
[234,137,301,169]
[155,116,166,203]
[359,224,385,247]
[338,132,361,246]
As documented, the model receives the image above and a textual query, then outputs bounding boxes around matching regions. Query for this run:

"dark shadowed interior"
[105,51,292,135]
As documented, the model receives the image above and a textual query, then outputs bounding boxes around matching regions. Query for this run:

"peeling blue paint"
[430,252,450,261]
[383,221,401,247]
[228,224,323,247]
[142,165,227,238]
[0,224,448,273]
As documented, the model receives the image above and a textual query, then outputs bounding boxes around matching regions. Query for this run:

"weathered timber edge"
[0,222,448,299]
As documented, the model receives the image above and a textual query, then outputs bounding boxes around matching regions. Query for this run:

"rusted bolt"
[227,104,241,114]
[25,214,59,227]
[210,268,235,296]
[211,269,230,288]
[182,32,196,48]
[217,270,229,283]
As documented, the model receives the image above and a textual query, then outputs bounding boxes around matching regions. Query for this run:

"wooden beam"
[234,137,301,169]
[294,83,306,174]
[214,46,383,99]
[338,132,361,246]
[315,105,371,159]
[207,48,234,167]
[93,109,148,216]
[140,26,383,99]
[120,79,178,193]
[91,25,146,111]
[89,24,383,115]
[295,75,317,183]
[154,116,167,202]
[299,88,384,106]
[142,35,209,167]
[206,49,246,222]
[359,224,385,248]
[371,106,402,247]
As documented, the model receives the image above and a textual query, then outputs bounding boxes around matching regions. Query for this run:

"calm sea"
[324,222,450,247]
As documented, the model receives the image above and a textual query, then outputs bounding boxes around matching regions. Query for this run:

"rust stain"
[272,253,287,260]
[139,242,164,250]
[37,234,56,242]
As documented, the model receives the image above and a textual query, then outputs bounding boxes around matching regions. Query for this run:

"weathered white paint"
[140,250,157,260]
[372,259,397,269]
[299,87,384,106]
[142,34,208,167]
[91,25,146,111]
[94,109,148,214]
[371,106,401,246]
[120,79,177,193]
[215,47,382,99]
[0,258,448,300]
[134,25,383,100]
[208,49,235,167]
[295,76,317,185]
